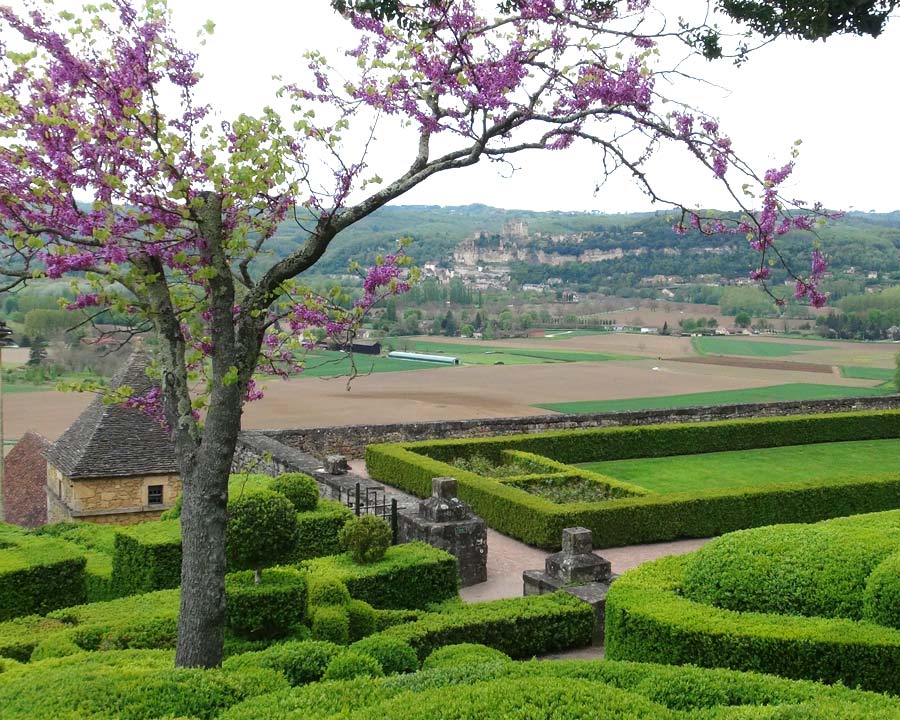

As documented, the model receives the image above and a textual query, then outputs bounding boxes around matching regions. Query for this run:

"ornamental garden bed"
[365,409,900,548]
[604,509,900,694]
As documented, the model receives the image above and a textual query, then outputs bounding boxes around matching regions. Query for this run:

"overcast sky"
[8,1,900,214]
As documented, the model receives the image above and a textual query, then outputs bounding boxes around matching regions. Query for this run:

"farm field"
[4,333,894,450]
[397,338,636,364]
[534,382,896,414]
[691,336,819,357]
[578,438,900,494]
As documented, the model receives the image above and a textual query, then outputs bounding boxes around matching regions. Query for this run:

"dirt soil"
[667,356,838,374]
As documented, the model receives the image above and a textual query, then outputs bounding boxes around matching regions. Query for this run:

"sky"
[6,1,900,214]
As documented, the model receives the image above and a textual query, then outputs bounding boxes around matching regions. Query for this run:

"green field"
[401,339,634,365]
[578,438,900,494]
[839,365,896,382]
[300,350,444,377]
[691,336,819,357]
[534,383,895,414]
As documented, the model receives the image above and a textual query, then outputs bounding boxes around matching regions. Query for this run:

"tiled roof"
[45,350,178,479]
[2,431,49,528]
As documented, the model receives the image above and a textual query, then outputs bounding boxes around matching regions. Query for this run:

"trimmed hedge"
[225,568,307,640]
[350,635,418,675]
[605,519,900,693]
[0,649,288,719]
[301,542,458,610]
[421,643,510,671]
[864,551,900,629]
[367,409,900,548]
[322,650,384,680]
[379,591,594,660]
[292,499,354,562]
[0,524,87,621]
[681,512,900,620]
[110,520,182,596]
[222,640,342,686]
[220,656,900,720]
[271,472,320,512]
[0,589,180,661]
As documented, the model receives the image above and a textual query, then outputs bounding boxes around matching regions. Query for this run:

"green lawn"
[578,438,900,494]
[691,336,819,357]
[401,339,635,365]
[534,383,894,414]
[839,365,896,382]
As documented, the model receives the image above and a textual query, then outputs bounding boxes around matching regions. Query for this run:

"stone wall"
[246,395,900,458]
[46,464,181,525]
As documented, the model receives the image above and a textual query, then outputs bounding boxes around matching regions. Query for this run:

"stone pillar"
[397,477,488,587]
[523,527,616,644]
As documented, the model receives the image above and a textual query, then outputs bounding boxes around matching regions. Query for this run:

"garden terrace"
[365,409,900,548]
[604,510,900,693]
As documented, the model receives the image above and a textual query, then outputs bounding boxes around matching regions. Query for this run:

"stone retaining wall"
[243,395,900,458]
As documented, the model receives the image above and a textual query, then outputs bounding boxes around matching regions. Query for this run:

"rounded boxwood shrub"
[307,576,351,610]
[227,490,300,582]
[223,639,342,686]
[99,617,178,650]
[863,551,900,629]
[422,643,511,671]
[338,515,393,564]
[30,636,82,662]
[351,635,418,675]
[347,599,376,642]
[681,519,900,621]
[312,606,350,645]
[271,473,319,512]
[322,649,384,681]
[226,568,307,640]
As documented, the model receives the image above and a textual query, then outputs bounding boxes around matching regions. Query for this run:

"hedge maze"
[366,409,900,548]
[3,413,900,718]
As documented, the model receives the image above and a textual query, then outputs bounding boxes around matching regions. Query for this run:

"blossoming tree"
[1,0,834,667]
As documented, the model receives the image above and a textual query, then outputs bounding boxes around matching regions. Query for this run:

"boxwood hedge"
[366,410,900,548]
[0,525,87,621]
[220,656,900,720]
[301,542,458,610]
[0,649,288,720]
[605,512,900,693]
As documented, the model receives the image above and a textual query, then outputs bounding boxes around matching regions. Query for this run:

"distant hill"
[271,204,900,284]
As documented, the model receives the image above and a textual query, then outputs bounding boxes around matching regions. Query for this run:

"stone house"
[45,350,181,525]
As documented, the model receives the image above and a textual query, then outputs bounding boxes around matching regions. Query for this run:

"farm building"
[388,351,460,365]
[44,349,181,525]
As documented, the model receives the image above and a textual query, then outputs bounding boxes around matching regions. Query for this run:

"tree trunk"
[174,435,233,668]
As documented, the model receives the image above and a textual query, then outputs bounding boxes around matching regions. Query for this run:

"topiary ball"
[271,473,320,512]
[311,606,350,645]
[307,576,351,611]
[322,650,384,681]
[351,635,418,675]
[226,489,299,575]
[338,515,393,564]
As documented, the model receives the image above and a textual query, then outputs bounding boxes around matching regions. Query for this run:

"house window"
[148,485,164,505]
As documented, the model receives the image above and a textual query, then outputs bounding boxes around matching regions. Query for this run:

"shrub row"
[0,541,456,662]
[379,591,594,660]
[0,524,87,621]
[605,551,900,694]
[0,649,288,720]
[681,511,900,621]
[110,520,182,596]
[301,542,458,610]
[367,410,900,548]
[221,655,900,720]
